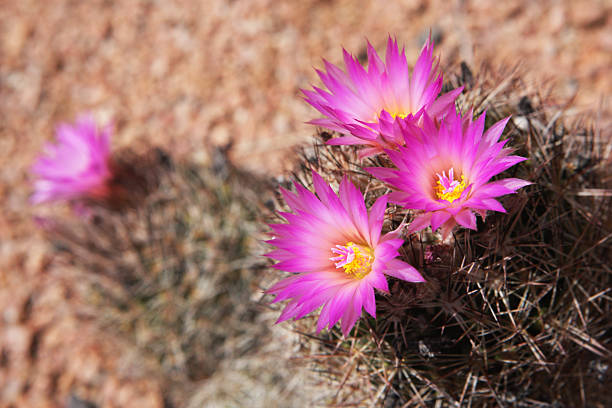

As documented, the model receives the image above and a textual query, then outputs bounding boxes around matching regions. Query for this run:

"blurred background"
[0,0,610,406]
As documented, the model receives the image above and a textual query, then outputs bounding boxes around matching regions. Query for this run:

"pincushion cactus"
[269,40,611,406]
[41,147,275,406]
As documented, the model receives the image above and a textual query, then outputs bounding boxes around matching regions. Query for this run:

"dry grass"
[273,65,611,407]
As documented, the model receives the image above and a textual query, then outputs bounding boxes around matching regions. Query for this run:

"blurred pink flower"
[303,36,463,158]
[266,172,424,337]
[367,111,531,238]
[31,115,112,204]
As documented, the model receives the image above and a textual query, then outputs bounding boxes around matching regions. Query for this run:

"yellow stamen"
[332,242,374,279]
[388,111,409,119]
[434,174,467,203]
[377,108,410,121]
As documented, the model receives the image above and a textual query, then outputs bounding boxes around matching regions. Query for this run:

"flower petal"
[384,259,426,282]
[367,194,388,246]
[408,213,432,233]
[430,211,452,232]
[454,209,477,230]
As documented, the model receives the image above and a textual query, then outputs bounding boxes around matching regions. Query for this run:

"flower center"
[389,111,409,119]
[381,108,410,120]
[330,242,374,279]
[434,168,467,203]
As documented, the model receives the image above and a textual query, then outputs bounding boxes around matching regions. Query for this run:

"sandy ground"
[0,0,610,406]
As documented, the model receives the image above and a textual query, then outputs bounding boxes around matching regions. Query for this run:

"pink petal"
[408,213,432,233]
[440,218,457,239]
[358,146,384,159]
[326,286,356,330]
[276,300,301,323]
[475,178,532,198]
[430,211,452,231]
[468,197,506,213]
[483,116,511,146]
[454,209,477,230]
[326,135,369,145]
[384,259,425,282]
[339,177,369,238]
[340,293,362,337]
[366,270,389,293]
[374,238,403,262]
[360,284,377,318]
[427,87,463,118]
[367,195,388,246]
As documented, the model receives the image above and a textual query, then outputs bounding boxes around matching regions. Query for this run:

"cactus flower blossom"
[303,36,463,158]
[367,111,531,238]
[266,172,425,336]
[31,116,112,205]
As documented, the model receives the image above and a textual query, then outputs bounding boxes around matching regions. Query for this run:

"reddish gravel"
[1,0,610,406]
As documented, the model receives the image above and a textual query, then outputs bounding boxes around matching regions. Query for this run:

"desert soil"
[1,0,610,406]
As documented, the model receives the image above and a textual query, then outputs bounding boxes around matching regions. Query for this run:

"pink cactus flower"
[31,115,112,205]
[266,172,425,336]
[367,111,531,238]
[303,36,463,158]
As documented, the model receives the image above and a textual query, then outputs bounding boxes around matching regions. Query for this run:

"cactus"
[275,65,611,407]
[42,146,276,406]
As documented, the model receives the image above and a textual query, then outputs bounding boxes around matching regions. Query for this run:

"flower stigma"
[330,242,374,279]
[434,168,467,203]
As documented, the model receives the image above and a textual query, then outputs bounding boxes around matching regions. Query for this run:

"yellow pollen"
[434,174,467,203]
[378,108,410,121]
[388,111,409,119]
[333,242,374,279]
